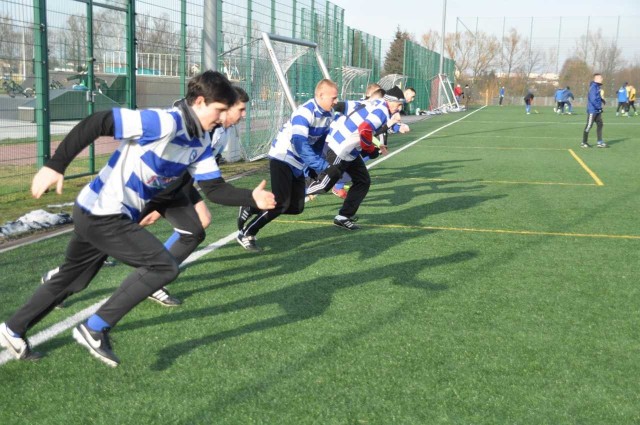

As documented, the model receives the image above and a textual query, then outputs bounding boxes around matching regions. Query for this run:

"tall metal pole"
[180,0,186,96]
[86,0,95,173]
[437,0,446,108]
[34,0,50,168]
[203,1,217,71]
[126,0,136,109]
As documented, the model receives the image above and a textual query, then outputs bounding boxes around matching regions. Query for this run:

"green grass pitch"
[1,106,639,424]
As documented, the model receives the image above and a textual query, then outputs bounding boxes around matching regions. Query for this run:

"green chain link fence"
[0,0,437,203]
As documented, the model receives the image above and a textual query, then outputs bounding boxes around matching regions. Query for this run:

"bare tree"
[469,32,499,82]
[500,28,526,80]
[420,30,440,52]
[445,32,473,78]
[559,57,592,96]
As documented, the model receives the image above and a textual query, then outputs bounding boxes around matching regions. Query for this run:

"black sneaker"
[41,267,65,309]
[333,216,360,230]
[237,206,253,232]
[147,287,182,307]
[580,142,592,148]
[236,233,262,252]
[72,323,120,367]
[0,323,43,361]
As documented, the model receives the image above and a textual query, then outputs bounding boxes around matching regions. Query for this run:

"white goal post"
[219,32,332,162]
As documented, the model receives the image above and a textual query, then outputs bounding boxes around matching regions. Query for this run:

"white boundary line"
[0,108,485,365]
[366,106,487,169]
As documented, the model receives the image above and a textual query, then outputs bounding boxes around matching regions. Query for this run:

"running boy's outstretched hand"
[32,166,65,198]
[252,180,276,210]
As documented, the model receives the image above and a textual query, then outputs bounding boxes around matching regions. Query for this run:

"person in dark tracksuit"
[305,86,406,230]
[39,89,250,309]
[581,73,608,148]
[0,71,276,367]
[524,91,534,114]
[236,79,339,252]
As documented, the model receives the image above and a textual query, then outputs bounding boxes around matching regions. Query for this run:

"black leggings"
[7,204,180,334]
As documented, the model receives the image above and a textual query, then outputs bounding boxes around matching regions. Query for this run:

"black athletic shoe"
[333,216,360,230]
[40,267,65,309]
[72,323,120,367]
[236,233,262,252]
[580,142,592,148]
[147,287,182,307]
[0,323,43,361]
[237,206,253,232]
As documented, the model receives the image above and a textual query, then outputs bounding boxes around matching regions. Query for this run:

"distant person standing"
[581,73,608,148]
[554,87,565,113]
[616,82,629,117]
[561,86,574,115]
[463,84,471,109]
[524,90,534,114]
[498,86,505,106]
[627,83,637,116]
[454,84,463,105]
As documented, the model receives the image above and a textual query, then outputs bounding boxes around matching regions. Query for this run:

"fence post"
[126,0,137,109]
[34,0,50,169]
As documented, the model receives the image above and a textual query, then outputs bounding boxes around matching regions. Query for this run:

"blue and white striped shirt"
[76,107,221,221]
[327,99,390,161]
[268,98,333,176]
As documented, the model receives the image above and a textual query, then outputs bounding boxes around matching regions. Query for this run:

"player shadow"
[426,123,540,139]
[142,221,425,304]
[147,250,477,371]
[365,178,489,208]
[602,138,626,146]
[372,159,481,181]
[170,186,504,302]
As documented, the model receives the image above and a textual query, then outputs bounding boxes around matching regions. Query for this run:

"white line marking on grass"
[0,110,483,365]
[0,233,237,366]
[367,106,487,169]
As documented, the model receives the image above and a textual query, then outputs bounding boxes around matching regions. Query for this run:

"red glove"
[358,121,375,153]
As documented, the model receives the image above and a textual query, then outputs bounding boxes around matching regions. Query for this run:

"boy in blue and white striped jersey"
[38,87,251,309]
[306,86,406,230]
[236,79,340,252]
[0,71,275,367]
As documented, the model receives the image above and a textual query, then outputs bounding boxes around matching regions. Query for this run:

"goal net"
[377,73,408,91]
[427,74,462,114]
[219,32,330,161]
[340,66,371,100]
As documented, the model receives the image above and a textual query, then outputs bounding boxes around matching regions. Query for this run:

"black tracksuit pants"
[6,201,204,334]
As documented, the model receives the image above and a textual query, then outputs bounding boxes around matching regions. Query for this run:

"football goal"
[219,32,331,161]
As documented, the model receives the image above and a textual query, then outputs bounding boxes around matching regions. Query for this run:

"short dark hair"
[366,88,386,99]
[405,87,416,94]
[593,73,602,78]
[186,70,237,106]
[233,86,250,103]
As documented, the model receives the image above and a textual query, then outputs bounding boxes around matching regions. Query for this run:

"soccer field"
[1,106,639,424]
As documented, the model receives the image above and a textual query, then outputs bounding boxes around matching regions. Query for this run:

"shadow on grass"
[146,249,477,371]
[30,163,500,366]
[603,138,627,147]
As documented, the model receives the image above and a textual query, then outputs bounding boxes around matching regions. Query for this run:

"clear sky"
[329,0,640,44]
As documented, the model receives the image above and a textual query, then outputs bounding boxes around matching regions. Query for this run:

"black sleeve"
[46,110,115,174]
[151,172,194,204]
[375,123,389,136]
[198,177,258,208]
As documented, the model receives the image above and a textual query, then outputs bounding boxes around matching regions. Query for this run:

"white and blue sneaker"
[0,323,43,361]
[72,323,120,367]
